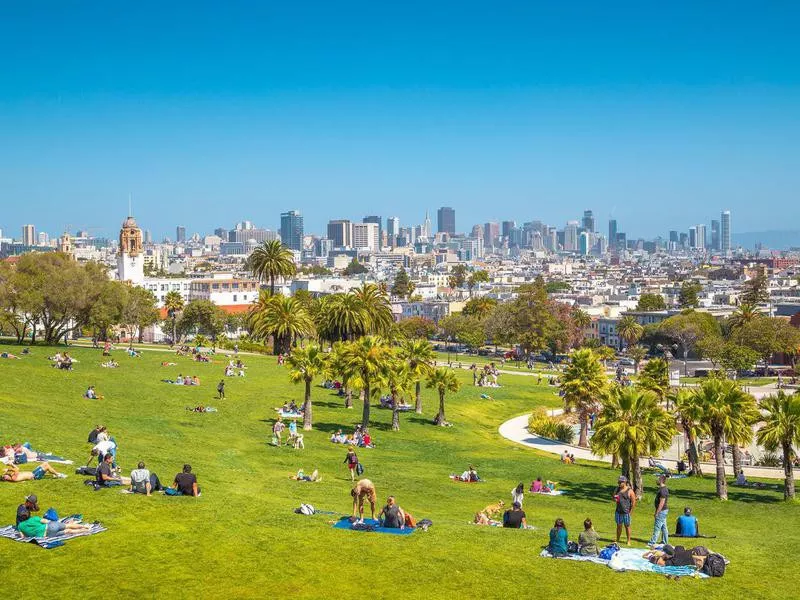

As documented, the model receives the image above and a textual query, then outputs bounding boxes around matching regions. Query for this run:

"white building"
[352,222,380,252]
[117,216,145,284]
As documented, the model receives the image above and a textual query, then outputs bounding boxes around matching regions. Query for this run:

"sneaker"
[57,473,68,479]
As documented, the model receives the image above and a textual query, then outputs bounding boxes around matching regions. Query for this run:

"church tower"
[58,231,74,259]
[118,216,144,284]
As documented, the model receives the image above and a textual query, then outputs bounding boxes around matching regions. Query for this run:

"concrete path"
[498,413,787,480]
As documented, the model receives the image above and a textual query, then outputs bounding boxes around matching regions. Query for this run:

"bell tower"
[117,216,144,283]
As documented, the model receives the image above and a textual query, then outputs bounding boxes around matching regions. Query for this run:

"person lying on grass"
[2,462,67,482]
[454,465,480,482]
[351,479,377,522]
[16,510,91,538]
[378,496,406,529]
[290,469,320,482]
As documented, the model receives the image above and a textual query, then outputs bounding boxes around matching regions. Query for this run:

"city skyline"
[2,4,799,240]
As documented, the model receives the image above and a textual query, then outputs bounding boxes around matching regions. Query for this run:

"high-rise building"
[483,222,499,246]
[564,221,579,252]
[362,216,382,248]
[386,216,400,238]
[214,227,228,239]
[327,220,352,248]
[176,226,186,243]
[501,220,516,239]
[721,210,731,253]
[608,219,618,250]
[582,210,595,233]
[352,222,379,251]
[280,210,304,251]
[690,225,706,250]
[470,224,483,239]
[669,230,679,243]
[22,224,35,246]
[423,211,432,239]
[228,227,277,244]
[679,232,688,247]
[616,232,627,250]
[144,230,153,244]
[437,207,456,234]
[37,231,49,246]
[710,220,720,251]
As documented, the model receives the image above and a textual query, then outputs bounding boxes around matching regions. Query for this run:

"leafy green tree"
[545,281,571,294]
[352,283,394,336]
[728,303,761,330]
[733,317,800,373]
[659,310,721,372]
[678,281,702,308]
[448,264,469,289]
[286,343,329,430]
[512,278,560,354]
[384,357,414,430]
[626,345,648,374]
[638,358,669,404]
[672,389,706,476]
[756,391,800,500]
[88,280,128,341]
[572,309,591,331]
[164,290,185,344]
[699,335,759,374]
[397,339,436,413]
[618,316,644,349]
[121,286,160,344]
[636,293,667,312]
[426,367,461,426]
[466,270,489,296]
[342,258,368,276]
[462,296,497,319]
[315,293,367,342]
[249,294,314,354]
[688,379,759,500]
[561,349,609,447]
[246,240,296,295]
[338,336,393,428]
[390,267,415,300]
[396,316,437,340]
[741,269,769,305]
[483,302,518,348]
[591,388,676,498]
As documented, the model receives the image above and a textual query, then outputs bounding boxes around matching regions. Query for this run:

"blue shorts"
[615,512,631,526]
[33,466,45,480]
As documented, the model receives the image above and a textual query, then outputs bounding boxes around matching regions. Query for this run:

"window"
[233,294,237,302]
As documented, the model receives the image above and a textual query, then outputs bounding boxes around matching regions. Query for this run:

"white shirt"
[511,489,524,506]
[93,440,116,454]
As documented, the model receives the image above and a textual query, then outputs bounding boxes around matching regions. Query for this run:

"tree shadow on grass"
[311,420,394,433]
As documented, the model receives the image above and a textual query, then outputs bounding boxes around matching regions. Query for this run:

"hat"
[618,475,628,483]
[512,501,521,509]
[25,495,39,511]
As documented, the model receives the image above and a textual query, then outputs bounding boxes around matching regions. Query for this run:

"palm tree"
[756,391,800,500]
[728,303,761,330]
[618,315,644,349]
[286,343,329,430]
[638,357,670,405]
[671,388,706,476]
[688,379,759,500]
[572,309,591,331]
[352,283,394,336]
[561,348,609,447]
[426,367,461,426]
[328,342,356,409]
[338,336,393,428]
[627,345,648,374]
[316,293,367,342]
[246,240,296,295]
[384,358,413,431]
[397,339,436,413]
[164,290,184,344]
[249,293,314,354]
[591,388,676,498]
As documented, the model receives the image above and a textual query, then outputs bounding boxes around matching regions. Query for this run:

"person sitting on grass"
[129,461,162,496]
[502,501,527,529]
[511,482,525,507]
[548,518,569,556]
[17,494,40,526]
[378,496,406,529]
[2,462,67,482]
[170,463,200,496]
[96,453,130,487]
[675,507,700,537]
[735,470,747,486]
[83,386,103,400]
[351,479,377,522]
[578,519,599,556]
[530,477,543,493]
[460,465,480,482]
[16,510,91,538]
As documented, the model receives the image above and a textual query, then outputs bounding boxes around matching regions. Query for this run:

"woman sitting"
[378,496,406,529]
[530,477,543,493]
[547,518,569,557]
[578,519,599,556]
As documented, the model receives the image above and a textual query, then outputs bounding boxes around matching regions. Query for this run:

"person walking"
[648,474,670,547]
[217,380,225,399]
[614,475,636,545]
[344,448,360,481]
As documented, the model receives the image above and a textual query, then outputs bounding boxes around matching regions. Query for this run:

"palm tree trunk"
[578,411,589,447]
[172,317,177,345]
[783,441,796,500]
[270,275,275,296]
[714,433,728,500]
[302,379,313,430]
[391,390,400,431]
[345,388,353,409]
[434,391,446,425]
[415,381,422,414]
[621,453,630,479]
[361,382,371,428]
[732,445,742,476]
[686,431,702,476]
[631,451,643,499]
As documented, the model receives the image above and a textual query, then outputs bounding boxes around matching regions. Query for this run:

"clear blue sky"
[1,1,798,241]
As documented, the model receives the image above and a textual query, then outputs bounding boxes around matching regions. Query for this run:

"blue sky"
[1,1,798,241]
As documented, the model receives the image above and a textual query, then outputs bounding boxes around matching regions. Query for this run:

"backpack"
[599,543,620,560]
[296,503,315,515]
[567,541,579,554]
[702,553,726,577]
[75,466,97,476]
[404,512,417,528]
[14,453,28,465]
[355,463,364,476]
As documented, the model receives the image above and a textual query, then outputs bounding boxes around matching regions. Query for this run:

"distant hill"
[732,230,800,251]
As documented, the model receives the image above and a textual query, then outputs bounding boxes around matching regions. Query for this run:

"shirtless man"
[2,462,67,482]
[351,478,377,522]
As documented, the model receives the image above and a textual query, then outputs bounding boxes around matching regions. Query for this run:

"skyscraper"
[327,220,352,248]
[362,216,382,248]
[144,229,152,244]
[483,222,499,246]
[608,219,618,249]
[582,210,595,233]
[711,220,720,251]
[423,211,432,239]
[721,210,731,253]
[579,231,591,255]
[22,224,35,246]
[564,221,579,252]
[38,231,49,246]
[176,226,186,243]
[352,222,379,251]
[437,207,455,234]
[386,217,400,247]
[669,230,679,243]
[501,220,516,239]
[280,210,304,251]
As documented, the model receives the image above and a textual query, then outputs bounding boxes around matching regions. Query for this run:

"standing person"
[614,475,636,545]
[351,479,377,522]
[511,482,525,507]
[344,448,359,481]
[548,518,569,556]
[16,494,39,526]
[217,380,225,399]
[272,417,286,446]
[233,343,239,355]
[648,474,670,547]
[578,519,599,556]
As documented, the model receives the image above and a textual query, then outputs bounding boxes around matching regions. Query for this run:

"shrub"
[553,422,575,444]
[755,452,781,468]
[528,412,559,440]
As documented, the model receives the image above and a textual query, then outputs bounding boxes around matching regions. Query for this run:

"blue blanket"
[332,517,415,535]
[540,547,709,578]
[0,516,106,549]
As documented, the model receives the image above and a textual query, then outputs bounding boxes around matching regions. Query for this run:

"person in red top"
[362,431,372,447]
[344,448,359,481]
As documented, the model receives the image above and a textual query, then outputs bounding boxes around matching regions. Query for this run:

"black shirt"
[664,546,693,567]
[382,505,403,528]
[503,509,526,528]
[16,504,29,526]
[654,486,669,511]
[96,462,114,484]
[175,472,197,495]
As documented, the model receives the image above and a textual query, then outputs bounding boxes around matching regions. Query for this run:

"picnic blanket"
[277,411,303,419]
[533,489,566,496]
[0,517,106,549]
[540,547,710,578]
[651,473,688,479]
[539,549,607,565]
[449,475,482,483]
[332,517,416,536]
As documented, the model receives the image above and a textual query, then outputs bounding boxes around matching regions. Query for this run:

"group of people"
[164,374,201,386]
[50,352,74,370]
[560,450,577,464]
[272,417,304,448]
[330,425,372,449]
[224,359,246,377]
[470,363,500,387]
[349,479,413,529]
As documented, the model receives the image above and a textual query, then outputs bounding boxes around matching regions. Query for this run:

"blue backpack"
[599,543,620,560]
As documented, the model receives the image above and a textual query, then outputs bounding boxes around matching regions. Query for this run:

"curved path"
[498,412,786,480]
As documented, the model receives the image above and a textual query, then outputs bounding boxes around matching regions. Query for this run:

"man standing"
[649,474,670,546]
[16,495,39,526]
[614,475,636,545]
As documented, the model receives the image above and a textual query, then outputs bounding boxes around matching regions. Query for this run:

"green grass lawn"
[679,377,778,387]
[0,343,794,599]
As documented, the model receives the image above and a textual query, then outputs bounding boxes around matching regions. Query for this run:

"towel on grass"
[539,549,607,565]
[449,475,482,483]
[277,411,303,419]
[607,548,708,578]
[651,473,688,479]
[0,517,105,549]
[533,489,566,496]
[332,517,415,535]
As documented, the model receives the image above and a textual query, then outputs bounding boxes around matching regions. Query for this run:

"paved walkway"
[498,412,787,480]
